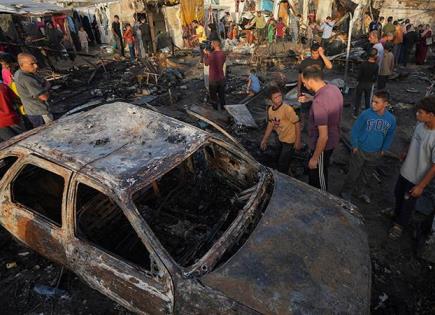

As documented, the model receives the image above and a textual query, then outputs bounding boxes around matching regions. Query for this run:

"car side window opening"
[133,143,260,267]
[12,164,64,226]
[0,156,18,182]
[75,183,151,271]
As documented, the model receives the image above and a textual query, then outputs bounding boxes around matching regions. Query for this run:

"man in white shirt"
[319,16,335,48]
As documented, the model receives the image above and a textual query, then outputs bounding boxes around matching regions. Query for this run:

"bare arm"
[294,121,301,150]
[319,47,333,69]
[308,125,328,169]
[410,164,435,197]
[260,122,274,150]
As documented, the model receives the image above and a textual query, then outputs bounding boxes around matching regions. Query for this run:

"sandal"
[389,224,403,240]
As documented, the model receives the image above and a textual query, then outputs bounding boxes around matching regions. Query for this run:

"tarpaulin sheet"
[180,0,204,26]
[0,0,65,15]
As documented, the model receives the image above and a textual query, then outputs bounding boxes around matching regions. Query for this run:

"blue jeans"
[128,43,135,62]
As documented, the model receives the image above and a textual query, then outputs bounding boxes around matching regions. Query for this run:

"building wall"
[375,0,434,27]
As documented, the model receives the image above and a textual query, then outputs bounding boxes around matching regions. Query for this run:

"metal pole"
[344,12,353,93]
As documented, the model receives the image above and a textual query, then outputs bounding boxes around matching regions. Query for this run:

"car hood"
[202,171,370,314]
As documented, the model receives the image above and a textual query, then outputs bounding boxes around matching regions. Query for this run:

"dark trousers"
[115,35,124,56]
[353,83,373,115]
[342,150,380,196]
[277,142,294,174]
[128,43,135,62]
[394,175,417,227]
[377,75,388,90]
[209,80,225,110]
[399,44,409,66]
[308,149,333,191]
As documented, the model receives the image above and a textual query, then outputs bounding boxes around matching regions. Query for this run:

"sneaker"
[359,194,371,204]
[340,191,352,202]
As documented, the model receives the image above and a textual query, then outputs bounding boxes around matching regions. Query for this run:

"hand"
[295,141,302,151]
[318,46,325,56]
[298,94,312,103]
[260,140,267,151]
[410,185,424,198]
[352,148,358,154]
[308,157,318,169]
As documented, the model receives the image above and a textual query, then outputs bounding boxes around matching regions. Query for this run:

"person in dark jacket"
[400,24,418,66]
[353,48,379,117]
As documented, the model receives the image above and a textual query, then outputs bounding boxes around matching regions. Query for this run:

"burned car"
[0,103,370,314]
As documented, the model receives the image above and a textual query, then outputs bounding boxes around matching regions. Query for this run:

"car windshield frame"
[128,138,271,275]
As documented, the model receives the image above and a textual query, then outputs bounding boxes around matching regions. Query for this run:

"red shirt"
[276,22,285,38]
[123,28,135,44]
[0,83,20,128]
[205,51,226,82]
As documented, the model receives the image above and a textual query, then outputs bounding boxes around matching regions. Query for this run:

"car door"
[0,155,71,265]
[65,174,174,315]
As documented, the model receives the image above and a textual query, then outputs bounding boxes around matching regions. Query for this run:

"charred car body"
[0,103,370,314]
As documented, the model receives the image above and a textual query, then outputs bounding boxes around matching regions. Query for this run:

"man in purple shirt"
[298,65,343,191]
[204,40,226,110]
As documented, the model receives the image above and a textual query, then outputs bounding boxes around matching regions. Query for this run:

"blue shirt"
[351,108,396,152]
[249,74,261,93]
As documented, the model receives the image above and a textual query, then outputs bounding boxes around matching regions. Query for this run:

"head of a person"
[257,11,261,17]
[417,24,423,30]
[250,68,256,75]
[79,26,84,31]
[268,86,282,107]
[393,21,398,26]
[0,57,10,69]
[379,16,385,22]
[387,16,393,23]
[405,18,410,24]
[46,22,53,29]
[211,39,221,50]
[114,15,119,22]
[310,42,321,59]
[278,17,282,22]
[140,17,146,23]
[125,23,131,29]
[416,96,435,123]
[225,11,230,16]
[371,91,389,113]
[18,53,38,73]
[426,24,431,30]
[192,20,199,27]
[406,24,412,32]
[301,65,324,92]
[368,47,378,61]
[368,31,379,43]
[326,16,331,22]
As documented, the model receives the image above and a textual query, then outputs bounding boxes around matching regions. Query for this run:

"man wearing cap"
[297,43,333,128]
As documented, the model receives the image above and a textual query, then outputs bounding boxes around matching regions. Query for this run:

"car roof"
[14,102,210,195]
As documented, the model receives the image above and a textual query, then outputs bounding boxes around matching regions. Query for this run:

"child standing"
[378,42,394,90]
[78,27,89,53]
[353,48,379,117]
[261,86,301,174]
[389,96,435,239]
[341,91,396,203]
[246,69,261,96]
[275,17,285,41]
[267,19,276,45]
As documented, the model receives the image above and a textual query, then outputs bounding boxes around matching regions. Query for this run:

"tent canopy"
[0,0,67,15]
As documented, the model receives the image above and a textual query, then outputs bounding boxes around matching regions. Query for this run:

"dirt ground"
[0,49,435,314]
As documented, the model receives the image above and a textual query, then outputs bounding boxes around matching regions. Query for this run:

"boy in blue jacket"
[341,91,396,203]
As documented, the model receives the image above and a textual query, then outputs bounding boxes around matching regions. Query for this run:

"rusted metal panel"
[202,171,371,314]
[15,103,209,194]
